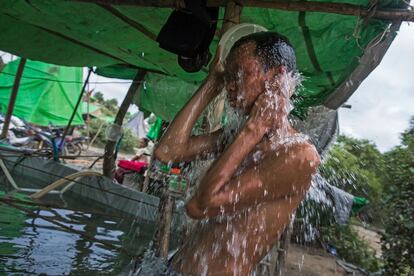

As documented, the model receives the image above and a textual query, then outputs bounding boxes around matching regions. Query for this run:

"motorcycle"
[64,136,89,156]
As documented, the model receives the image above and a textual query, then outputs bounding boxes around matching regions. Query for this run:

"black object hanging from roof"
[157,0,219,73]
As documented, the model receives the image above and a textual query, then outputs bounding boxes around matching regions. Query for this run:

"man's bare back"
[154,32,320,275]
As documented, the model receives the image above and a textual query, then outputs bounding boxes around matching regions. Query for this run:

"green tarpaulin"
[0,1,406,121]
[136,74,199,122]
[0,58,84,126]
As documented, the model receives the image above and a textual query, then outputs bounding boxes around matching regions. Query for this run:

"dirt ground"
[285,244,347,276]
[352,225,382,258]
[285,226,382,275]
[65,145,134,171]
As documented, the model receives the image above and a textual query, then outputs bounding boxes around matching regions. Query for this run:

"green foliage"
[104,98,119,114]
[93,91,104,103]
[381,117,414,275]
[85,118,108,147]
[119,128,137,153]
[319,135,384,223]
[91,91,119,115]
[318,117,414,274]
[320,224,380,272]
[316,135,384,272]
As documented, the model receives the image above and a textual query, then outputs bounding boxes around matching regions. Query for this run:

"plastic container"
[218,23,268,61]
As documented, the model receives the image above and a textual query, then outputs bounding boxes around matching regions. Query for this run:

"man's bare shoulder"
[290,141,320,163]
[264,138,320,169]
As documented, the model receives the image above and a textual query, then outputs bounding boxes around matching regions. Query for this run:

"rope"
[30,170,103,199]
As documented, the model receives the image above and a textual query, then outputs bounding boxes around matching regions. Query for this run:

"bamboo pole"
[59,68,92,149]
[69,0,414,22]
[29,170,102,199]
[275,216,295,276]
[1,58,26,139]
[102,71,146,178]
[88,120,105,150]
[86,90,91,146]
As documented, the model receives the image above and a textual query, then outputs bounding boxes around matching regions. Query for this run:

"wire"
[0,71,138,84]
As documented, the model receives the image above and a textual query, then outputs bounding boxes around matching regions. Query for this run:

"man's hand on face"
[248,88,288,135]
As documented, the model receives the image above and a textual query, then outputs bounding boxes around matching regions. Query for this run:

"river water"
[0,184,163,275]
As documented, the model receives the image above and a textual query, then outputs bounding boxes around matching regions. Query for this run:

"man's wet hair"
[230,32,296,73]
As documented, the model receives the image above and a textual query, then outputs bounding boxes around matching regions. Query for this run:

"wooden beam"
[97,3,157,40]
[1,58,26,139]
[102,70,146,178]
[153,189,175,257]
[275,216,294,276]
[69,0,414,22]
[221,1,243,35]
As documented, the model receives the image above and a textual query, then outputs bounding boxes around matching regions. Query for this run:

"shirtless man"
[154,32,320,275]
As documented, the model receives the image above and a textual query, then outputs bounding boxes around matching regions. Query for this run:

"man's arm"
[153,76,223,163]
[154,48,225,163]
[186,142,320,219]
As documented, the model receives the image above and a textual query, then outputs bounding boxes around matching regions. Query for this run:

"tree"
[93,91,104,103]
[304,135,384,272]
[319,135,384,223]
[381,116,414,275]
[104,98,119,113]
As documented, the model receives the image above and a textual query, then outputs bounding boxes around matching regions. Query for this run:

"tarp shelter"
[0,1,408,122]
[0,58,84,126]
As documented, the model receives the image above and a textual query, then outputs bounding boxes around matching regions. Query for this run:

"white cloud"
[339,23,414,152]
[86,70,137,113]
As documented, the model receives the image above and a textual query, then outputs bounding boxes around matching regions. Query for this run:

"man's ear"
[265,65,286,80]
[275,65,287,75]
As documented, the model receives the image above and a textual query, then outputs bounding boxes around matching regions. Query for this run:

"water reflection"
[0,193,158,275]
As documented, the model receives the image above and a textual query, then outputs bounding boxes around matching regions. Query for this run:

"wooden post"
[153,188,175,257]
[0,56,5,72]
[86,90,91,147]
[1,58,26,139]
[221,1,242,34]
[141,152,154,193]
[102,71,146,178]
[275,216,295,276]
